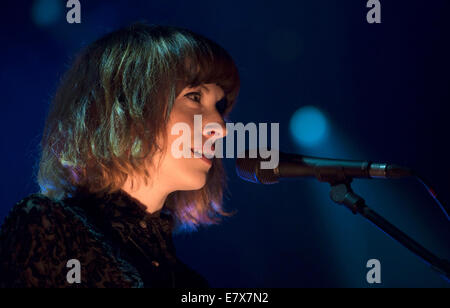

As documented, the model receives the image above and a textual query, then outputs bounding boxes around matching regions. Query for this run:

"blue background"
[1,0,449,287]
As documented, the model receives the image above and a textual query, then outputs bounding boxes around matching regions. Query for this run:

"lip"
[191,149,213,166]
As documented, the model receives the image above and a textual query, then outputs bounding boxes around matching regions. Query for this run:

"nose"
[203,118,227,141]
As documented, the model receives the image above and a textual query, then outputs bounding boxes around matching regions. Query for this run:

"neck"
[121,176,171,214]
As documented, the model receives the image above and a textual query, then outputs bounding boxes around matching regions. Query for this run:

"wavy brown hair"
[37,23,240,232]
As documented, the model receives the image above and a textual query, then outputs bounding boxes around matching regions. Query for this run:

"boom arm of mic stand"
[328,179,450,282]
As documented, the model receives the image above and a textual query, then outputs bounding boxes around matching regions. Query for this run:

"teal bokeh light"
[289,106,328,147]
[31,0,63,27]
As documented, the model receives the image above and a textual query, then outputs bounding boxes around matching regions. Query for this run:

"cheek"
[167,106,195,129]
[166,110,197,148]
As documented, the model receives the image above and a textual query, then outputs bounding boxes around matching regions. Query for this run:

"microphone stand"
[327,178,450,282]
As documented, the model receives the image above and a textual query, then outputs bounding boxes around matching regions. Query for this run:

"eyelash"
[185,91,202,104]
[185,91,228,116]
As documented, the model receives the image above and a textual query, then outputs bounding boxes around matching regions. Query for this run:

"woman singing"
[0,23,240,287]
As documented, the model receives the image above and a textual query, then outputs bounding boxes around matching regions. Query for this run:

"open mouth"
[191,148,213,165]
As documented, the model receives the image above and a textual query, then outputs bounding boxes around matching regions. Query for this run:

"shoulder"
[0,194,81,286]
[0,193,72,242]
[1,193,68,230]
[0,193,83,247]
[0,193,140,287]
[0,194,61,286]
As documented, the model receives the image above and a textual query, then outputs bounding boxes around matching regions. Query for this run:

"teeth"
[192,149,214,158]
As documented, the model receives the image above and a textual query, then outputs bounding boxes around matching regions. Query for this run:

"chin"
[182,174,208,190]
[172,165,209,191]
[188,179,207,190]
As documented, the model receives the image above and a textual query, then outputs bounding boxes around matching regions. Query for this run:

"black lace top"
[0,190,209,288]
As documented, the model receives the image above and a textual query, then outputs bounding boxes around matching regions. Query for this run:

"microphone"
[236,149,413,184]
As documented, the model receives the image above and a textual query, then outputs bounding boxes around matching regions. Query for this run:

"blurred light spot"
[31,0,63,27]
[290,106,328,147]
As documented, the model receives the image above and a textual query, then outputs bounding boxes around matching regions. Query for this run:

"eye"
[185,91,202,104]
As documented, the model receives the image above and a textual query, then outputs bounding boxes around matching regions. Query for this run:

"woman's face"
[154,83,227,192]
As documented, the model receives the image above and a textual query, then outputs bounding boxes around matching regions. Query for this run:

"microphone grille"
[235,149,279,184]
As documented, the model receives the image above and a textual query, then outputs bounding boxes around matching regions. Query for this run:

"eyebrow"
[199,85,210,93]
